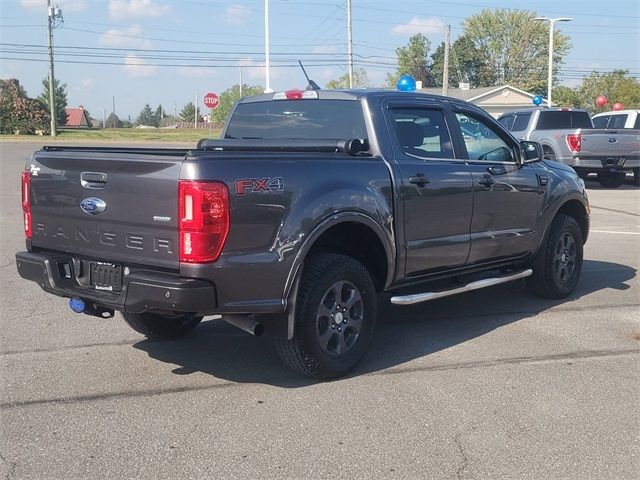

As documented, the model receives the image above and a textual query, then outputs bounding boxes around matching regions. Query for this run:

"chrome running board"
[390,269,533,306]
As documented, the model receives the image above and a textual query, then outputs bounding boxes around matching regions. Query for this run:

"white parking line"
[590,230,640,235]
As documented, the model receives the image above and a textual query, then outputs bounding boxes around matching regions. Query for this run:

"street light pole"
[264,0,272,93]
[47,0,57,137]
[534,17,572,107]
[346,0,353,88]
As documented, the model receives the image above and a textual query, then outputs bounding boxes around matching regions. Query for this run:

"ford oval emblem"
[80,197,107,215]
[608,138,617,143]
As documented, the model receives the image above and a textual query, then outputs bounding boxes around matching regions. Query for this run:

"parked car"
[592,109,640,130]
[16,89,590,379]
[498,108,640,188]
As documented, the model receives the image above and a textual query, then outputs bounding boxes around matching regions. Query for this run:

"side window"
[390,108,453,159]
[455,112,515,162]
[592,116,609,129]
[511,113,531,132]
[498,115,514,130]
[609,114,628,129]
[635,115,640,130]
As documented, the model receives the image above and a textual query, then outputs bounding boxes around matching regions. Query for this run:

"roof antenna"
[298,60,321,91]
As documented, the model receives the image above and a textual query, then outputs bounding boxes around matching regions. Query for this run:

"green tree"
[179,102,201,123]
[154,104,166,127]
[463,9,571,93]
[210,84,264,126]
[577,69,640,113]
[38,77,68,126]
[136,104,155,126]
[552,85,581,108]
[0,79,48,134]
[430,34,496,88]
[326,68,370,89]
[387,34,432,87]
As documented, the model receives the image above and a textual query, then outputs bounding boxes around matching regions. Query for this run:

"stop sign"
[204,92,219,109]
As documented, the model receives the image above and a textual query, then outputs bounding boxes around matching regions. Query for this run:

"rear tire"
[122,312,202,339]
[276,254,377,379]
[633,168,640,187]
[597,171,626,188]
[526,214,583,299]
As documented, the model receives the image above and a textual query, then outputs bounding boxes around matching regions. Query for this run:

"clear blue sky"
[1,0,638,120]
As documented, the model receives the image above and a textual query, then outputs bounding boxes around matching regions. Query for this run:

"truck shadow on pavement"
[133,259,636,387]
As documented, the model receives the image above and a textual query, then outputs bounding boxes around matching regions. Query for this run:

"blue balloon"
[397,74,417,92]
[532,95,543,106]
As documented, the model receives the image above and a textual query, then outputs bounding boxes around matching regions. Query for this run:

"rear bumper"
[15,251,217,314]
[571,156,640,171]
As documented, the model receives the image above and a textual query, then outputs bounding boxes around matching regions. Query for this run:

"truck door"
[386,104,473,276]
[450,108,542,264]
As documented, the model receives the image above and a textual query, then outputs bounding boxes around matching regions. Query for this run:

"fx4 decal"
[235,177,284,195]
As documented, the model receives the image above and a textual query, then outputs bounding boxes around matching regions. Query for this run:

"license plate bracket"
[90,262,123,292]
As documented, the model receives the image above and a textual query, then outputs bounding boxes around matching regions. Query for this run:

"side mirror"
[520,140,542,163]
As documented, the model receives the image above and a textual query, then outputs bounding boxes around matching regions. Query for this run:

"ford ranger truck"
[498,107,640,188]
[16,89,590,379]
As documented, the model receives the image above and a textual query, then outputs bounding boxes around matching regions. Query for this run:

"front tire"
[633,168,639,186]
[276,254,377,379]
[526,214,583,299]
[597,171,626,188]
[122,312,202,339]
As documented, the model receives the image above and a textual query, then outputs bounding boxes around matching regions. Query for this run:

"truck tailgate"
[29,148,187,270]
[581,130,640,159]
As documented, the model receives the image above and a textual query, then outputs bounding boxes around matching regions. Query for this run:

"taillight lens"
[21,171,32,239]
[178,180,229,263]
[566,134,581,153]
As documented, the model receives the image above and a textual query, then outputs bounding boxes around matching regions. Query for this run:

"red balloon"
[612,102,624,111]
[596,96,608,107]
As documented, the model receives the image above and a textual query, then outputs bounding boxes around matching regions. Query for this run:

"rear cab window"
[635,115,640,130]
[536,111,593,129]
[592,116,610,128]
[609,114,628,129]
[225,99,367,140]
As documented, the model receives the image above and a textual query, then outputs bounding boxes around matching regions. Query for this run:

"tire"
[275,254,377,379]
[122,312,202,339]
[526,214,583,299]
[633,168,640,187]
[597,171,626,188]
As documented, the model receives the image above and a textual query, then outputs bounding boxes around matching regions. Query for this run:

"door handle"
[478,174,495,188]
[487,165,507,175]
[81,171,107,189]
[537,175,549,186]
[409,174,430,187]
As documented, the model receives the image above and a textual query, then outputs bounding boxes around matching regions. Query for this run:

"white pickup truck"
[499,108,640,188]
[592,109,640,130]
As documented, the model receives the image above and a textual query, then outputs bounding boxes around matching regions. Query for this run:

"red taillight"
[21,171,32,239]
[285,89,304,100]
[566,134,581,153]
[178,180,229,263]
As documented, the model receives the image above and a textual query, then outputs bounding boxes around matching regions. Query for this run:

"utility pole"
[347,0,354,88]
[112,96,115,115]
[239,66,243,97]
[442,25,450,96]
[264,0,272,93]
[47,0,57,137]
[534,17,572,107]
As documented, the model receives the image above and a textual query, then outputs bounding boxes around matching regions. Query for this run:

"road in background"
[1,142,638,479]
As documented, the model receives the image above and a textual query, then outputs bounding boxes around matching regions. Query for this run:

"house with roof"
[64,105,93,128]
[418,85,546,118]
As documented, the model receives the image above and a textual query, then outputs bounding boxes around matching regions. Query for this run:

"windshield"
[225,99,367,140]
[537,111,593,130]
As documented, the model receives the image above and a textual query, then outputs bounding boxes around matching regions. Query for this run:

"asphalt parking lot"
[1,141,638,479]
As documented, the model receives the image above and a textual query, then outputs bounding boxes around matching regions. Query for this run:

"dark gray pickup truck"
[16,89,590,378]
